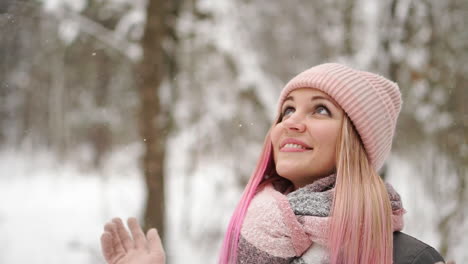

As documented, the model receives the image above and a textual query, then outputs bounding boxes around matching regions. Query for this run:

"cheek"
[270,124,283,146]
[311,123,341,150]
[270,124,282,160]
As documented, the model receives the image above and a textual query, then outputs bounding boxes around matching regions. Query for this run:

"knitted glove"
[100,218,165,264]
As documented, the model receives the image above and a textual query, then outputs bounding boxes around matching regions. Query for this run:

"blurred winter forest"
[0,0,466,263]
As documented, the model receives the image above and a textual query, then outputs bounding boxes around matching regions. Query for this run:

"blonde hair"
[328,115,393,263]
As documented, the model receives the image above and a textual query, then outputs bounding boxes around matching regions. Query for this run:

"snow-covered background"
[0,0,466,263]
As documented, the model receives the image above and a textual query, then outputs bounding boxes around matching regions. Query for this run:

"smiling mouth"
[280,143,313,152]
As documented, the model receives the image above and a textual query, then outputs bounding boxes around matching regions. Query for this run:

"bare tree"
[136,0,182,243]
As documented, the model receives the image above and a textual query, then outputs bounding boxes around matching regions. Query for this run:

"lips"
[280,138,313,152]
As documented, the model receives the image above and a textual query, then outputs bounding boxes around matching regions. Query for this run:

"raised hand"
[100,218,165,264]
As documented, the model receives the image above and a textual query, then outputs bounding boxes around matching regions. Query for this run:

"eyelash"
[281,104,331,119]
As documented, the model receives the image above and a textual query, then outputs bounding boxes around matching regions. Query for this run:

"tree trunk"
[342,0,355,56]
[137,0,169,242]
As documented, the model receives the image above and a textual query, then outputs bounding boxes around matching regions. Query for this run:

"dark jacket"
[394,232,445,264]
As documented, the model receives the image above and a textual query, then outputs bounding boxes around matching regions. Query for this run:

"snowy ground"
[0,145,465,263]
[0,145,145,264]
[0,137,230,264]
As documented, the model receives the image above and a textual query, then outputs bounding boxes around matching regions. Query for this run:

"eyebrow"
[283,95,340,108]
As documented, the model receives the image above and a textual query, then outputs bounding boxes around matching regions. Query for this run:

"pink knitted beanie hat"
[277,63,402,171]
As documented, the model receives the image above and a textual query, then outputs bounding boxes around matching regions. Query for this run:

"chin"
[277,167,333,186]
[276,167,308,182]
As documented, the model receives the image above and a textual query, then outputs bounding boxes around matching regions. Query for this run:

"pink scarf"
[237,175,405,263]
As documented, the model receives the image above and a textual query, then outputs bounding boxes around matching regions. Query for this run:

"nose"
[283,115,306,133]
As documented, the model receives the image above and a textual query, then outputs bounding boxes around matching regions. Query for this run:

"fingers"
[147,228,165,256]
[104,222,126,255]
[127,217,147,250]
[100,231,114,263]
[103,217,162,259]
[112,218,134,251]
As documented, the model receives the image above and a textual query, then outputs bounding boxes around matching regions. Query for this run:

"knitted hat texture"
[277,63,402,171]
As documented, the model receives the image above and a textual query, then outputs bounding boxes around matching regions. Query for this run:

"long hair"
[218,129,276,264]
[328,115,393,264]
[219,115,393,264]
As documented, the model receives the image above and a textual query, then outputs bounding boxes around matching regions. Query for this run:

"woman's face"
[271,88,344,189]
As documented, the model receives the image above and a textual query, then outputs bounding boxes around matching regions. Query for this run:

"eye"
[281,106,295,119]
[315,105,331,116]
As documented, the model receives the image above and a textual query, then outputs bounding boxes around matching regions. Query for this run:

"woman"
[101,63,447,264]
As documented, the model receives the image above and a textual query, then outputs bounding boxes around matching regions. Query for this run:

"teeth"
[284,143,307,149]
